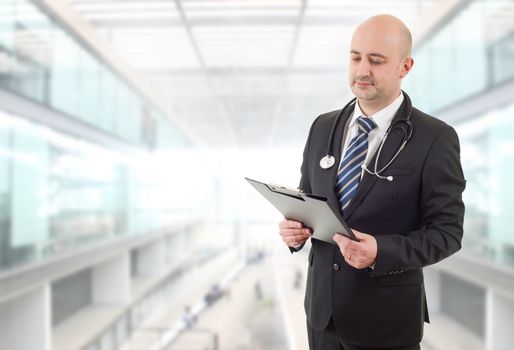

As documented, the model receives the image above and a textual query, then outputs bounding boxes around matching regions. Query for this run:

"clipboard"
[245,177,357,243]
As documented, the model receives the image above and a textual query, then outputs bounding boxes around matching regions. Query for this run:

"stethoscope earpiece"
[362,164,395,182]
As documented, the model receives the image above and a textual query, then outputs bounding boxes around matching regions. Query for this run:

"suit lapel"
[343,95,412,220]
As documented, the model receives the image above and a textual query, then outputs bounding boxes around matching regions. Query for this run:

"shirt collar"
[348,92,404,132]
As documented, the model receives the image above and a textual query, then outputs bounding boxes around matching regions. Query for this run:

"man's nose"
[355,60,372,77]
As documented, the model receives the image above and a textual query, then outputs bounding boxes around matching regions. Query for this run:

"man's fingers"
[334,234,362,260]
[289,239,306,247]
[333,229,377,269]
[333,233,352,246]
[278,219,312,248]
[280,228,311,238]
[283,235,310,247]
[279,219,303,229]
[352,230,368,239]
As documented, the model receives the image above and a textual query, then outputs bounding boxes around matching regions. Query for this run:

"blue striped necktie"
[335,116,377,213]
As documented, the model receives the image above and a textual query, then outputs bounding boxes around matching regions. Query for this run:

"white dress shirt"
[339,92,404,177]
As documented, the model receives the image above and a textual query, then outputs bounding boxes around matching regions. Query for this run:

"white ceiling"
[68,0,438,148]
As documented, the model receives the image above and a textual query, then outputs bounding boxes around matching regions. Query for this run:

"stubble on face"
[351,73,380,102]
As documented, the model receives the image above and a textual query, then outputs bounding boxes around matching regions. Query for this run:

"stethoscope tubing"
[321,92,413,180]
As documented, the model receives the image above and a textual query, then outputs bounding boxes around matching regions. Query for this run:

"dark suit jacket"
[297,92,465,348]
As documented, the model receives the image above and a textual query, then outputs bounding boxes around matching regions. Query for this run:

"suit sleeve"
[370,125,466,277]
[289,116,320,253]
[298,116,320,194]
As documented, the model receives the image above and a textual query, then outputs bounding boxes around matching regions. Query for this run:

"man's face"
[348,25,409,107]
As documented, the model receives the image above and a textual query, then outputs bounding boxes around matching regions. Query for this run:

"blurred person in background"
[278,14,465,350]
[182,305,196,329]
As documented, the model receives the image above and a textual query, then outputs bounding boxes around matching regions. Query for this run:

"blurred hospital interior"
[1,0,514,349]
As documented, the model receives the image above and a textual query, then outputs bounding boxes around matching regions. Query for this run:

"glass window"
[458,101,514,267]
[405,0,510,114]
[77,50,100,125]
[0,0,15,51]
[453,4,487,101]
[1,0,189,147]
[48,136,125,249]
[10,119,49,252]
[0,0,193,272]
[98,67,117,133]
[114,87,141,144]
[50,30,79,116]
[490,32,514,85]
[0,118,10,269]
[485,109,514,249]
[10,0,52,102]
[430,23,455,110]
[126,91,141,144]
[114,85,131,140]
[0,111,153,271]
[0,0,15,88]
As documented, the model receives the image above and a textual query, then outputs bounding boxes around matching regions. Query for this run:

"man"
[278,14,465,350]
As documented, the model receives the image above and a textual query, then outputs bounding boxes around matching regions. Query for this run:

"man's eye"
[352,57,360,61]
[370,60,382,65]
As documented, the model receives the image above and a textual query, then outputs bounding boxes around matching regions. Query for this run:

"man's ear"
[399,57,414,79]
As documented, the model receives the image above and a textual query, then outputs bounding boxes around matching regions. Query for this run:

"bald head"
[354,14,412,60]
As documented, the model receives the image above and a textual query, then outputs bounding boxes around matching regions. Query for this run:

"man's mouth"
[355,80,373,87]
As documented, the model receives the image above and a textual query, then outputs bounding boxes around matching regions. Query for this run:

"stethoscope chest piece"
[320,155,336,169]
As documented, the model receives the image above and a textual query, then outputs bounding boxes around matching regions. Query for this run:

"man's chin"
[351,88,377,101]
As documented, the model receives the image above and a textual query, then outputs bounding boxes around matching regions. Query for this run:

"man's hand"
[279,219,312,247]
[333,229,377,269]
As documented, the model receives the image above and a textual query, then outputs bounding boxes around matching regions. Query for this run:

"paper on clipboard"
[245,177,357,243]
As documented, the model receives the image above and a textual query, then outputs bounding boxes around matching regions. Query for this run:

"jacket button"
[333,264,340,271]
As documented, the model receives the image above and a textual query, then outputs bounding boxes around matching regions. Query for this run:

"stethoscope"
[319,93,414,182]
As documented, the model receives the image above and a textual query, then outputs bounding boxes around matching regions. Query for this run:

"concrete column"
[486,290,514,350]
[177,228,187,259]
[92,253,130,304]
[137,239,166,276]
[164,233,174,261]
[165,229,187,263]
[0,285,51,350]
[424,267,442,313]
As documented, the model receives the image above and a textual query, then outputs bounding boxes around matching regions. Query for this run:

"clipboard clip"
[266,184,305,201]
